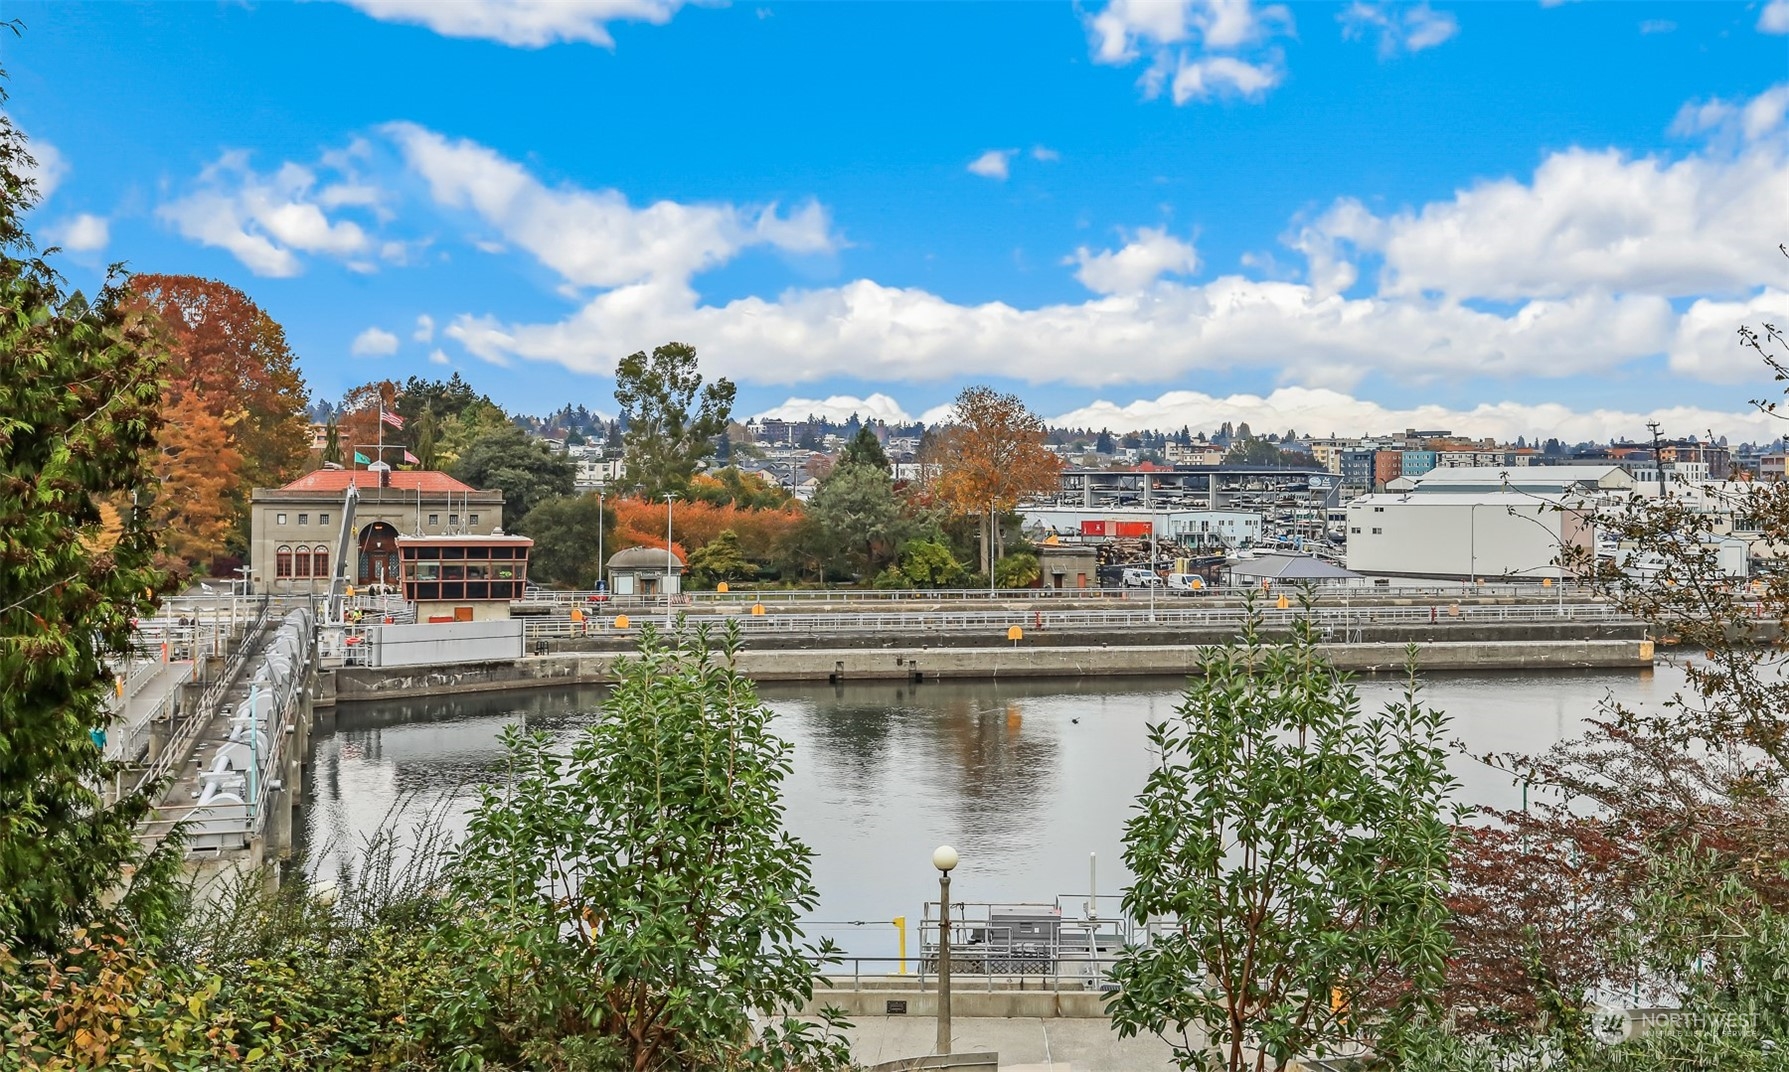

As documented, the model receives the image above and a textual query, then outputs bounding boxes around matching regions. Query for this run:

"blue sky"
[10,0,1789,442]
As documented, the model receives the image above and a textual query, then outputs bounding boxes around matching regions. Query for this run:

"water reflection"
[302,665,1685,957]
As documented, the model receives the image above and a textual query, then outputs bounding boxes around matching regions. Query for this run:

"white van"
[1121,568,1163,588]
[1165,572,1204,593]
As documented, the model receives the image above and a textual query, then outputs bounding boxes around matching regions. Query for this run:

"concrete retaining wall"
[810,988,1110,1019]
[367,619,525,667]
[333,637,1653,701]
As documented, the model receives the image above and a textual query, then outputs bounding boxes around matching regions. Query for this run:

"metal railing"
[516,581,1574,606]
[808,953,1125,994]
[133,596,271,796]
[520,600,1630,642]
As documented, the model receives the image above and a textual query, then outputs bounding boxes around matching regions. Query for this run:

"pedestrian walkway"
[105,659,193,763]
[843,1017,1178,1071]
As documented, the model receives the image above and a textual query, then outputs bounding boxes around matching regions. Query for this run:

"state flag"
[354,451,371,464]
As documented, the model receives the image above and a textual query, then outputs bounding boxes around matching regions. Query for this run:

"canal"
[301,663,1681,956]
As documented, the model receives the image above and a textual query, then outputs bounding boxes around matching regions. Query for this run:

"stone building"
[248,465,505,595]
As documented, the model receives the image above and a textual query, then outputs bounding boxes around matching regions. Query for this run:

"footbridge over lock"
[132,601,324,877]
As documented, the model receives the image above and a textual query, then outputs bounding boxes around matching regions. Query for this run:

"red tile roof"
[281,469,477,493]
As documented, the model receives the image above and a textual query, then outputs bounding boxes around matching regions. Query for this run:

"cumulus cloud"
[1049,385,1789,444]
[1291,124,1789,302]
[51,213,109,252]
[414,313,435,342]
[753,392,914,424]
[1032,145,1061,162]
[406,92,1771,401]
[441,272,1677,389]
[428,348,451,365]
[1171,55,1282,102]
[386,121,838,289]
[1339,2,1459,58]
[1671,82,1789,145]
[340,0,684,47]
[967,149,1017,180]
[1668,289,1789,383]
[350,327,401,357]
[1760,0,1789,34]
[159,151,382,276]
[18,133,67,201]
[1086,0,1293,105]
[1069,227,1199,294]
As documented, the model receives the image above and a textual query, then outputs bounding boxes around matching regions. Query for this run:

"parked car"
[1121,567,1163,588]
[1165,572,1204,593]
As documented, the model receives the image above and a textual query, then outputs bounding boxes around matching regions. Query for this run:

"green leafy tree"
[321,420,341,466]
[614,342,736,499]
[806,459,909,578]
[411,407,437,470]
[896,538,966,589]
[1109,600,1457,1072]
[994,549,1039,589]
[512,493,613,588]
[451,424,575,523]
[444,625,853,1069]
[687,529,758,589]
[0,88,180,953]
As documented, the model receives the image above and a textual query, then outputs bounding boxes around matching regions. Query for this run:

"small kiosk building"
[397,533,534,622]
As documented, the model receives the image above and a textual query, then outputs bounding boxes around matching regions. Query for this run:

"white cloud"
[1639,19,1675,34]
[1672,83,1789,144]
[18,133,67,202]
[1339,2,1459,58]
[340,0,685,47]
[159,151,380,277]
[1086,0,1293,105]
[753,393,914,424]
[441,272,1677,390]
[1292,125,1789,302]
[413,104,1772,400]
[414,313,435,342]
[1032,145,1061,162]
[967,149,1016,180]
[1171,55,1282,102]
[350,327,401,357]
[428,348,451,365]
[1049,385,1789,444]
[1069,227,1199,294]
[51,213,109,252]
[1668,289,1789,383]
[1760,0,1789,34]
[385,121,838,289]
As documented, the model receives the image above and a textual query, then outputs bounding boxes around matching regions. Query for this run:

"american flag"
[380,409,404,429]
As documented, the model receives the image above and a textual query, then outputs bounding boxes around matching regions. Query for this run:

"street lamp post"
[933,844,959,1055]
[664,492,677,631]
[596,486,606,597]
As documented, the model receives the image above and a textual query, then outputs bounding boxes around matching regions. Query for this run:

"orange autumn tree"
[923,385,1060,575]
[128,275,310,565]
[608,496,804,583]
[152,391,243,571]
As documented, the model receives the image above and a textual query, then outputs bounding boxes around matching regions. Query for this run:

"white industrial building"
[1345,491,1595,581]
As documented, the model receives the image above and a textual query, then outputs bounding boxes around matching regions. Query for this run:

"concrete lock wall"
[366,619,525,668]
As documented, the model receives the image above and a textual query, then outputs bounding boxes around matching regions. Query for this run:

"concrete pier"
[330,634,1654,702]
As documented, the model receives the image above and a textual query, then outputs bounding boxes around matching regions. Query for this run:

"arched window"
[294,547,312,577]
[275,546,293,578]
[313,546,329,579]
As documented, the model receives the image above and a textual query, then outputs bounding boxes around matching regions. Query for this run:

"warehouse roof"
[1411,465,1633,492]
[1226,553,1362,581]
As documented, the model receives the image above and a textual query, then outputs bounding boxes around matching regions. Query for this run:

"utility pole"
[1648,421,1669,499]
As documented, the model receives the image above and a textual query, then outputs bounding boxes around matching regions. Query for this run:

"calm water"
[301,665,1681,956]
